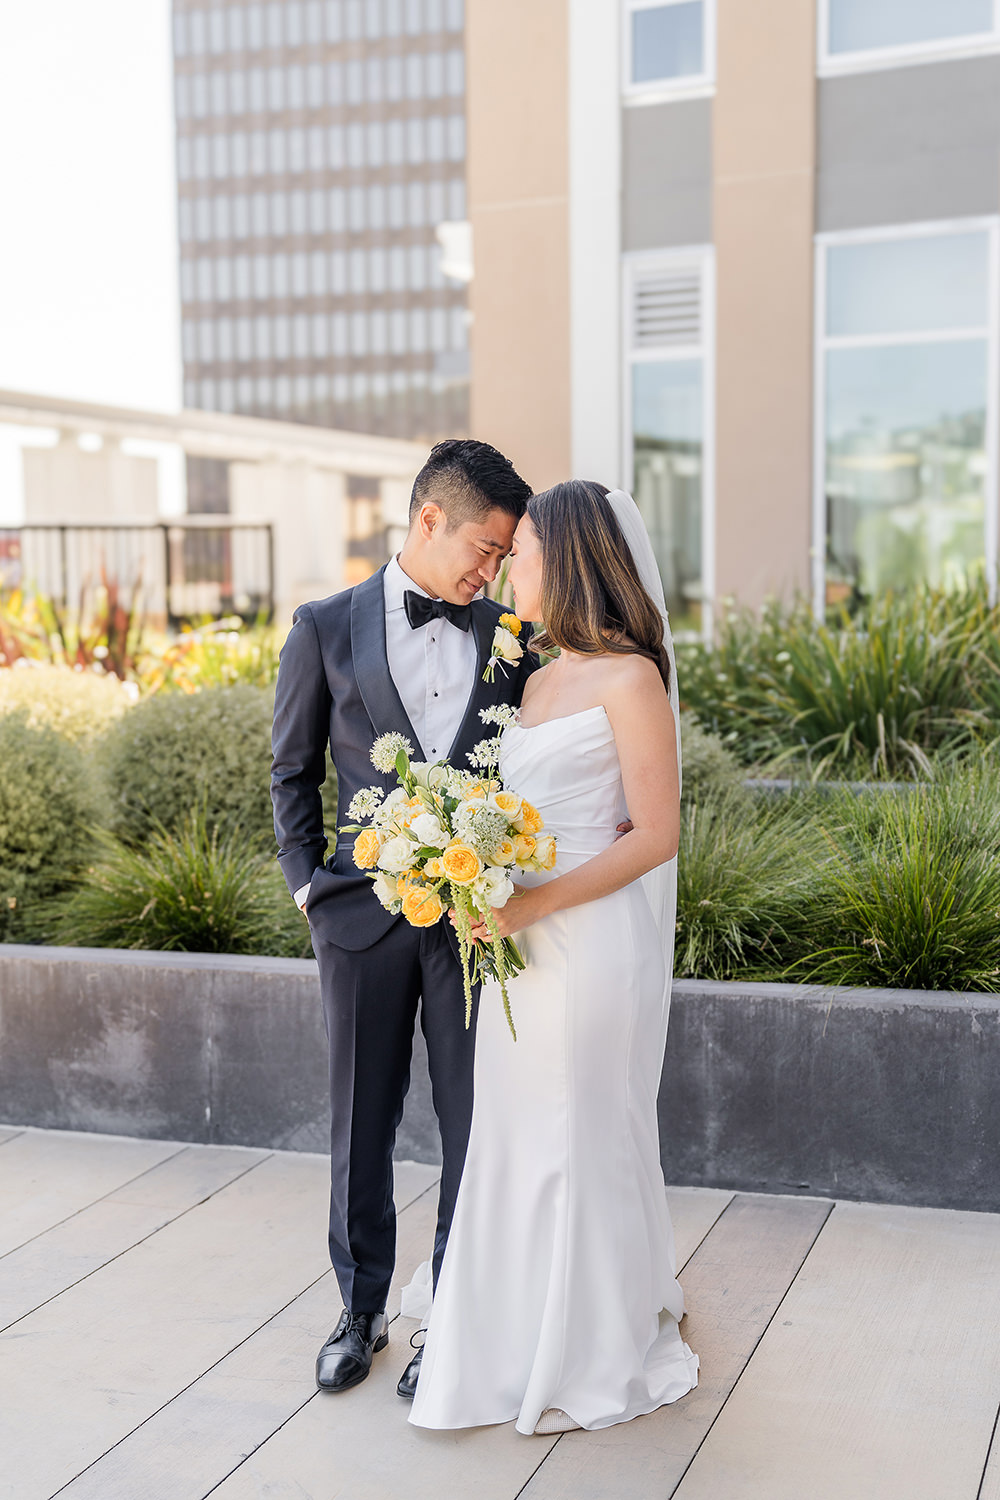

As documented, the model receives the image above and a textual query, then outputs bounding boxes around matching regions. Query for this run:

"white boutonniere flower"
[483,613,524,682]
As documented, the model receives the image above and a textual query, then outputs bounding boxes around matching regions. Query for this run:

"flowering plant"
[339,709,555,1040]
[483,612,524,683]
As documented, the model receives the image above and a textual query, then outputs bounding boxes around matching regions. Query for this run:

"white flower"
[491,627,522,665]
[348,786,385,822]
[377,835,418,873]
[479,704,517,729]
[372,872,402,911]
[410,760,451,792]
[467,737,502,770]
[370,731,415,773]
[374,787,409,829]
[474,866,515,909]
[409,811,448,848]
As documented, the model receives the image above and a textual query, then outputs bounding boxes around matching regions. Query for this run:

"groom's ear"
[413,500,446,540]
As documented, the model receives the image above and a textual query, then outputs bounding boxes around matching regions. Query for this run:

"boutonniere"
[483,612,524,682]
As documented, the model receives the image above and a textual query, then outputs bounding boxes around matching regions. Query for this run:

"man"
[270,439,536,1401]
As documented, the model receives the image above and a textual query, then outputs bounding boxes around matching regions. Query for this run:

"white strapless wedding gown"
[408,704,699,1435]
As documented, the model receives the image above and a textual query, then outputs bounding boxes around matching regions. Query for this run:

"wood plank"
[0,1128,183,1256]
[60,1165,443,1500]
[672,1200,1000,1500]
[0,1150,341,1500]
[519,1192,834,1500]
[0,1127,24,1146]
[667,1185,735,1268]
[0,1144,267,1330]
[979,1413,1000,1500]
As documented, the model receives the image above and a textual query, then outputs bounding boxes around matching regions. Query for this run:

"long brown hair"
[526,480,671,693]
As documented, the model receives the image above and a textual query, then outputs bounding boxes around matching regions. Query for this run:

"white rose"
[474,865,516,909]
[371,872,401,909]
[377,835,418,873]
[410,811,447,848]
[492,628,523,664]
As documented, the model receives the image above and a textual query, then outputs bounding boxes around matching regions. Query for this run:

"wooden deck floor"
[2,1125,999,1500]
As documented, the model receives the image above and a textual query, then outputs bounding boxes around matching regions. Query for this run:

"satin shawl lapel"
[446,600,497,764]
[350,566,427,760]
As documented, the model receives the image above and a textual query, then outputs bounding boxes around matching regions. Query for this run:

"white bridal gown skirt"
[408,704,699,1435]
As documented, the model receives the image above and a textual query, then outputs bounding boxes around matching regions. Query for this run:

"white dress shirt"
[294,555,479,908]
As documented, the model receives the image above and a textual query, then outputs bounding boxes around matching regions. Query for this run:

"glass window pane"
[828,0,993,55]
[827,232,989,338]
[632,358,703,628]
[631,3,704,85]
[825,340,988,598]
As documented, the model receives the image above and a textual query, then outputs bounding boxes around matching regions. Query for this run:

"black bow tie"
[403,590,473,632]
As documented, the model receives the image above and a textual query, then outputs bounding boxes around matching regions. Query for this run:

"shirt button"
[433,691,439,697]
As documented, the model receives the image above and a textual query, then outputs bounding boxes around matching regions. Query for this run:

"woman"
[408,481,698,1436]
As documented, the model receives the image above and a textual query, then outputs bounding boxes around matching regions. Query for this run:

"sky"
[0,1,182,520]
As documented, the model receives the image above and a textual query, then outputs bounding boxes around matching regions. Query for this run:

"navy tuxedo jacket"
[270,564,537,951]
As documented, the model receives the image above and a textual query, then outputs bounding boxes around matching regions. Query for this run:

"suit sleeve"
[270,603,332,897]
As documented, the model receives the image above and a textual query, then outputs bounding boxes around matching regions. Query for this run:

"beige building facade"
[466,0,1000,630]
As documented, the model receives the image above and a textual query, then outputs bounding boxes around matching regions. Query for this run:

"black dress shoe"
[316,1309,389,1393]
[396,1331,425,1399]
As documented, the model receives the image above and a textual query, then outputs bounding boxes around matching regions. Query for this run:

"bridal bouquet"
[340,707,555,1040]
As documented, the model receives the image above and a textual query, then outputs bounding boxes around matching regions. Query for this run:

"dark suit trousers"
[312,917,479,1316]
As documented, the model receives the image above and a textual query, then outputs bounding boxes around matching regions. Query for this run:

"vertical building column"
[465,0,571,491]
[713,0,816,608]
[568,0,622,485]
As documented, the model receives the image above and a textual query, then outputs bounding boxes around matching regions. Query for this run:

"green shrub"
[48,811,312,958]
[678,580,994,778]
[0,715,101,942]
[679,710,747,806]
[792,768,1000,992]
[674,787,826,982]
[98,684,277,846]
[0,661,134,744]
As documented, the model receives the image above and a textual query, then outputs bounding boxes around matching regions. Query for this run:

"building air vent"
[631,267,701,351]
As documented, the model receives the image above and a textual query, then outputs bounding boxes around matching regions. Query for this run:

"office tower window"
[198,319,215,361]
[253,254,270,298]
[228,8,245,49]
[347,58,364,102]
[192,75,208,118]
[235,258,252,298]
[625,249,713,635]
[195,197,212,238]
[624,0,715,94]
[446,49,463,93]
[816,221,998,607]
[180,260,195,301]
[232,195,249,237]
[189,10,206,54]
[447,115,464,159]
[217,258,233,299]
[274,315,290,358]
[290,189,307,233]
[209,9,226,53]
[291,251,308,294]
[270,191,288,234]
[332,313,348,353]
[272,253,289,297]
[211,72,227,117]
[229,72,246,115]
[212,135,229,178]
[217,318,234,361]
[367,56,384,98]
[256,375,272,407]
[219,379,235,411]
[249,68,266,111]
[237,317,253,359]
[247,6,264,48]
[251,192,268,234]
[306,0,324,42]
[408,181,425,224]
[308,125,325,169]
[250,131,266,174]
[821,0,996,66]
[177,139,193,181]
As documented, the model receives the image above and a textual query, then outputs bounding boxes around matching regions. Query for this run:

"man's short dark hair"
[409,439,532,528]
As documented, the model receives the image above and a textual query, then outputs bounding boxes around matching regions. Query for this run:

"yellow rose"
[401,884,445,927]
[353,828,382,869]
[461,780,488,802]
[532,834,557,871]
[513,833,536,865]
[498,612,522,637]
[491,789,522,821]
[494,837,515,865]
[520,801,544,835]
[441,841,483,885]
[425,856,445,879]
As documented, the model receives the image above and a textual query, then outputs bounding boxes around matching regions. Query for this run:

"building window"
[818,0,999,74]
[623,0,716,99]
[815,220,999,609]
[623,247,714,635]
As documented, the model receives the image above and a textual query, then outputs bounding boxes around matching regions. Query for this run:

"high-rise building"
[467,0,1000,630]
[171,0,470,448]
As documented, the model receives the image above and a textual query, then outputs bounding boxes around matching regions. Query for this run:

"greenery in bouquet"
[340,710,555,1040]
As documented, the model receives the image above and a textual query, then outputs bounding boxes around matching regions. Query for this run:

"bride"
[407,480,699,1436]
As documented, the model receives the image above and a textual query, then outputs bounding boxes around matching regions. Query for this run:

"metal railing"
[0,519,274,628]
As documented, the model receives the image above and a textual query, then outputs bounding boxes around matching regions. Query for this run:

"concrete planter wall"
[1,944,997,1212]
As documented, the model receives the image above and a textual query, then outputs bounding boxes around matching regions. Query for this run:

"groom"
[270,439,536,1401]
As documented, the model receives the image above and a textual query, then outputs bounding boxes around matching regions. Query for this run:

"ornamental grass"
[45,810,312,958]
[678,576,1000,779]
